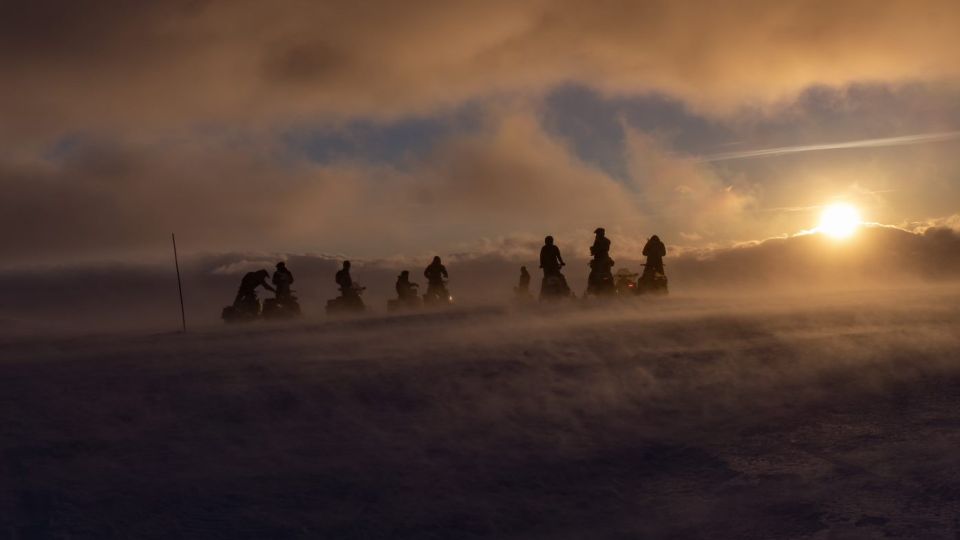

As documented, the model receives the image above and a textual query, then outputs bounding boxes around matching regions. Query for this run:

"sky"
[2,0,960,266]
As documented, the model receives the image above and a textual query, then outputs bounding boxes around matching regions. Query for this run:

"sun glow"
[818,203,862,239]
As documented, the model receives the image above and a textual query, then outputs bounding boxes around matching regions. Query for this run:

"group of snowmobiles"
[222,230,668,323]
[221,256,457,322]
[515,230,668,304]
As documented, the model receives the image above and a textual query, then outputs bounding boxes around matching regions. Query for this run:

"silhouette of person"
[539,236,566,276]
[272,262,294,299]
[423,256,449,299]
[642,235,667,274]
[396,270,417,300]
[423,256,448,286]
[590,227,610,260]
[335,261,358,298]
[235,269,275,307]
[518,266,531,291]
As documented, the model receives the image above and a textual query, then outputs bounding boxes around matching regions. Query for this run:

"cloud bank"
[0,108,750,262]
[2,224,958,334]
[4,0,960,141]
[3,1,960,265]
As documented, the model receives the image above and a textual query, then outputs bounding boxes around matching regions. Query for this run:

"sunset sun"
[818,203,862,239]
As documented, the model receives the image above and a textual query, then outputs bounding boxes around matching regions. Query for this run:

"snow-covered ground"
[2,288,959,538]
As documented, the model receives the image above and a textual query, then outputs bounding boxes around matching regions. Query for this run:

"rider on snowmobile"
[395,270,418,300]
[423,256,449,298]
[642,235,667,274]
[539,236,566,276]
[587,227,615,295]
[335,261,360,299]
[234,269,275,307]
[272,262,294,299]
[590,228,610,260]
[517,266,531,292]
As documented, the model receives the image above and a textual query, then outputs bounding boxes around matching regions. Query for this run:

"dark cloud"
[3,0,960,142]
[0,110,648,262]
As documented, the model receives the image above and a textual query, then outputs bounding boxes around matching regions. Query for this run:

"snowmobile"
[423,281,453,307]
[326,284,367,315]
[221,294,261,323]
[636,264,669,295]
[585,257,616,297]
[539,272,573,301]
[614,268,639,296]
[262,293,302,320]
[388,283,422,312]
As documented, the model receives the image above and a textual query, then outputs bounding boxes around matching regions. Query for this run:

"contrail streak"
[700,131,960,162]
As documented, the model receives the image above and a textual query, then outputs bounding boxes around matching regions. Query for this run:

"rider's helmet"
[432,256,441,264]
[343,260,351,269]
[276,261,286,269]
[545,235,554,245]
[594,227,605,235]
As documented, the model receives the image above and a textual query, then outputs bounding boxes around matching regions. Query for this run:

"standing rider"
[539,236,566,276]
[588,227,615,294]
[642,235,667,274]
[272,262,294,299]
[590,228,611,260]
[234,269,275,309]
[423,256,449,299]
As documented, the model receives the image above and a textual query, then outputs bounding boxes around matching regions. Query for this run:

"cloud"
[902,214,960,234]
[5,3,960,265]
[0,108,643,262]
[3,0,960,143]
[622,128,757,240]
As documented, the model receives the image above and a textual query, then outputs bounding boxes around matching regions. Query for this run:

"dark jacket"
[642,238,666,259]
[590,236,610,258]
[396,275,416,298]
[643,237,666,272]
[273,268,294,287]
[539,244,565,272]
[335,268,353,289]
[240,271,271,293]
[424,262,448,285]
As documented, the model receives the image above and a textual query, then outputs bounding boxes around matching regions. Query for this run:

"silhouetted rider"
[396,270,418,300]
[642,235,667,274]
[590,227,610,260]
[539,235,565,276]
[423,256,449,299]
[335,261,359,298]
[272,262,294,299]
[424,256,448,285]
[518,266,531,291]
[234,269,275,307]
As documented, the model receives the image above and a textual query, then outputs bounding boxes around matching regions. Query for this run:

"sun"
[817,203,862,239]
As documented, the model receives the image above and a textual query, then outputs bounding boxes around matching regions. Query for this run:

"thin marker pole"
[172,233,187,333]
